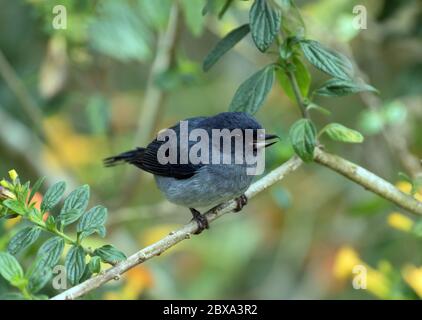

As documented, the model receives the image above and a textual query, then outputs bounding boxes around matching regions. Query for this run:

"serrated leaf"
[322,123,364,143]
[300,40,353,80]
[27,177,45,205]
[26,256,53,293]
[94,245,126,265]
[77,206,108,240]
[0,252,24,284]
[65,246,86,285]
[37,236,65,268]
[229,65,275,114]
[315,78,378,97]
[289,119,317,162]
[3,199,27,215]
[203,24,250,72]
[88,256,101,274]
[277,57,311,101]
[8,227,42,255]
[60,185,90,219]
[41,181,66,212]
[249,0,281,52]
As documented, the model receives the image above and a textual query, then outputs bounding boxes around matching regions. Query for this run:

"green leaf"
[321,123,364,143]
[26,256,53,293]
[45,215,56,231]
[229,65,275,114]
[307,103,331,116]
[89,0,152,62]
[412,219,422,237]
[277,57,311,101]
[0,252,24,284]
[289,119,317,162]
[249,0,282,52]
[37,236,65,268]
[41,181,66,212]
[94,245,126,265]
[180,0,205,37]
[77,205,108,240]
[138,0,172,30]
[60,185,90,219]
[300,40,353,80]
[315,78,378,97]
[27,177,45,205]
[65,246,86,285]
[58,209,84,226]
[3,199,27,215]
[8,227,42,255]
[88,256,102,274]
[203,24,250,72]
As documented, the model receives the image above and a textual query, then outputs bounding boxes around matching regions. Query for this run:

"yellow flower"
[387,212,414,232]
[396,181,412,194]
[104,266,154,300]
[402,265,422,298]
[333,246,361,279]
[366,268,391,299]
[333,246,392,299]
[8,170,18,182]
[396,180,422,202]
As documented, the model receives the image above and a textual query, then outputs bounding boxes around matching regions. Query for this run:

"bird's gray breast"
[154,164,254,209]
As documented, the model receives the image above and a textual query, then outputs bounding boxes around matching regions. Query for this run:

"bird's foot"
[234,194,248,212]
[190,208,209,235]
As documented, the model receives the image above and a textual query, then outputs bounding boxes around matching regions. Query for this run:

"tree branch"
[51,146,422,300]
[51,156,303,300]
[314,148,422,215]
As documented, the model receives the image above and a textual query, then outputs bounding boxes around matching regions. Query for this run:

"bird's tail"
[103,148,145,167]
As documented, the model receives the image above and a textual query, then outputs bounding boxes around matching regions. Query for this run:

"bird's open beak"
[253,134,280,149]
[264,133,279,148]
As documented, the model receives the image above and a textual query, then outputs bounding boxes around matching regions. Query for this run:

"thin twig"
[0,50,47,143]
[51,156,303,300]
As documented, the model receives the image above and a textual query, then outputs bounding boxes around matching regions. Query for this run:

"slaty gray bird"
[104,112,278,233]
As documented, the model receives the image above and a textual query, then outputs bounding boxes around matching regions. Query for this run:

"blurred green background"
[0,0,421,299]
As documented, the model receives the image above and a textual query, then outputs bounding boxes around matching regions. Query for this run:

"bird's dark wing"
[135,140,199,179]
[132,117,206,179]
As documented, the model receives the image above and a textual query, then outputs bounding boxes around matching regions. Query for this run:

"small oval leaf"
[8,227,42,255]
[300,40,353,80]
[249,0,282,52]
[315,78,378,97]
[65,246,86,285]
[37,236,65,268]
[60,185,90,220]
[203,24,250,71]
[94,245,126,265]
[41,181,66,212]
[322,123,364,143]
[229,65,275,114]
[0,252,24,283]
[289,119,317,162]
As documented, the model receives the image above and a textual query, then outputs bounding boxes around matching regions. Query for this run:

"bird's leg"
[234,194,248,212]
[189,208,209,234]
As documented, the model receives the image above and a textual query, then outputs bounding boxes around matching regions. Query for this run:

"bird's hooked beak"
[253,134,280,149]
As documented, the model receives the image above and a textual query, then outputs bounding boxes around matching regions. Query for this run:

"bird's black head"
[205,112,279,149]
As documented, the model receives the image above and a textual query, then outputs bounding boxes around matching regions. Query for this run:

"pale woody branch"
[52,156,303,300]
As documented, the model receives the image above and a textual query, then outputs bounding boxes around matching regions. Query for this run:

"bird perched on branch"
[104,112,278,234]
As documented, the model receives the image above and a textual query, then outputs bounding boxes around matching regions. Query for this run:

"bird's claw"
[190,208,209,235]
[234,194,248,212]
